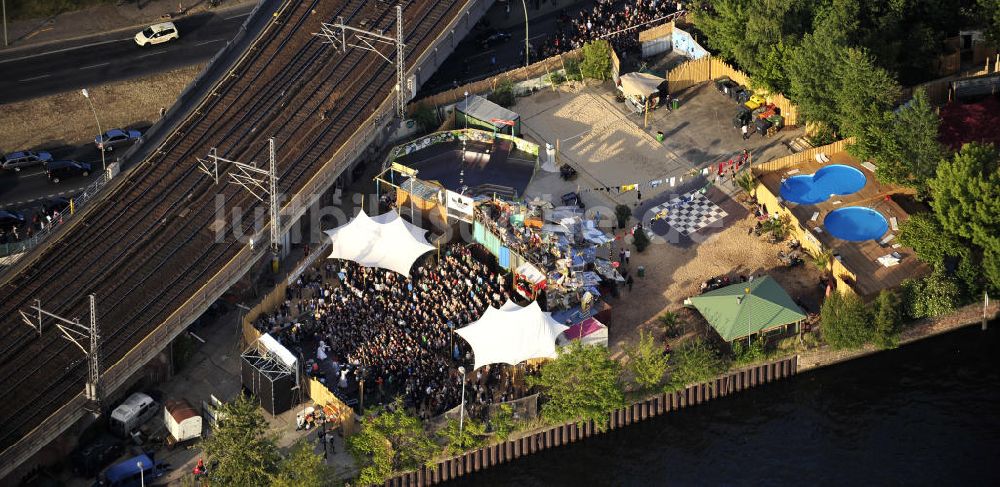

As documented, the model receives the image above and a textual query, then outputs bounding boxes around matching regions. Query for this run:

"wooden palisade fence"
[407,48,584,116]
[666,57,799,126]
[383,356,799,486]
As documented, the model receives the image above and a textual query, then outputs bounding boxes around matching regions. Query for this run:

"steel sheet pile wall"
[384,356,798,486]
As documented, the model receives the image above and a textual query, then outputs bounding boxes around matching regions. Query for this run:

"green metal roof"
[688,276,806,341]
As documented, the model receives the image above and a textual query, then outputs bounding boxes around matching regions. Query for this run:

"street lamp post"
[81,89,106,174]
[137,460,145,487]
[520,0,529,67]
[458,366,466,436]
[3,0,8,47]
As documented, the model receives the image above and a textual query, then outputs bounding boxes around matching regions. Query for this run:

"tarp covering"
[456,300,568,370]
[455,94,520,129]
[325,209,434,276]
[619,72,666,98]
[688,276,806,341]
[557,317,609,347]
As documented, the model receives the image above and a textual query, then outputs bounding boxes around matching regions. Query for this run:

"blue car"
[95,128,141,151]
[0,210,26,230]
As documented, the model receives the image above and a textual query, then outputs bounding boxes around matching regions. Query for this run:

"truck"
[164,399,202,449]
[109,393,158,437]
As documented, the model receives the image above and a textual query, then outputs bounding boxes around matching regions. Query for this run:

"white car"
[135,22,179,47]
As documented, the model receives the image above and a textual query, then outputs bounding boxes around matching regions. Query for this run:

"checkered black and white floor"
[649,190,728,236]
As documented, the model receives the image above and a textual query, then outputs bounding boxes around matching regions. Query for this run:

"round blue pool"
[824,207,889,241]
[780,164,866,205]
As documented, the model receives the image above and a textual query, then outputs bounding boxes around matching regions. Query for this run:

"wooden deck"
[757,152,930,297]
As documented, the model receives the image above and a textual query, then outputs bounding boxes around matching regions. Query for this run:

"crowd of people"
[539,0,686,58]
[257,244,540,420]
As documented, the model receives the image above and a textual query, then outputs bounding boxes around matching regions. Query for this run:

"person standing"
[741,124,749,140]
[626,274,634,291]
[624,248,631,265]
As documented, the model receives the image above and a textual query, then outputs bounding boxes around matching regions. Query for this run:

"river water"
[455,325,1000,486]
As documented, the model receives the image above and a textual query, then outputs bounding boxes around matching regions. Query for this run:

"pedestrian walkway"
[1,0,256,51]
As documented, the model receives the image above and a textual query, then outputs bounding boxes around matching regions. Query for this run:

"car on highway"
[45,160,91,183]
[95,128,142,152]
[477,29,511,48]
[135,21,180,47]
[1,150,52,172]
[0,210,26,230]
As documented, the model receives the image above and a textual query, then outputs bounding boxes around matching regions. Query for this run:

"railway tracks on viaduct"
[0,0,471,478]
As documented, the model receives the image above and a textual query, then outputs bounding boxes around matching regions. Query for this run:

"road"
[418,0,595,97]
[0,4,255,104]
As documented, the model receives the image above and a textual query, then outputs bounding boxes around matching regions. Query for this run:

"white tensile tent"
[456,300,569,371]
[324,209,434,276]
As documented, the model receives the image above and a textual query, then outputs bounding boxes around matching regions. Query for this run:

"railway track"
[0,0,466,455]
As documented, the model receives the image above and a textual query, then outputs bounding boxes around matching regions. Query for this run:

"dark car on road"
[95,128,141,152]
[45,160,91,183]
[0,210,26,230]
[477,29,511,48]
[1,150,53,172]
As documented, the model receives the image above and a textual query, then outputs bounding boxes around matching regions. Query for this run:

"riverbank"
[796,299,998,372]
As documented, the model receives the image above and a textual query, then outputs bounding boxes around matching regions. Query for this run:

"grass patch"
[7,0,115,20]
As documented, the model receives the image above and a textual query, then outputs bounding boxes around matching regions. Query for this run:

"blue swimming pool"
[780,164,866,205]
[824,207,889,241]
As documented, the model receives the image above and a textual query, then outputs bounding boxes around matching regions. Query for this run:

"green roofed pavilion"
[688,276,806,342]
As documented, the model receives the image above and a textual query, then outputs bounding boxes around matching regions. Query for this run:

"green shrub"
[665,339,726,391]
[731,336,768,366]
[580,40,613,80]
[871,290,902,349]
[614,204,632,229]
[564,59,584,81]
[488,78,516,108]
[633,227,651,252]
[900,270,962,319]
[819,291,871,349]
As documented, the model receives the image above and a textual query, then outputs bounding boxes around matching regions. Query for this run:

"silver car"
[1,150,53,172]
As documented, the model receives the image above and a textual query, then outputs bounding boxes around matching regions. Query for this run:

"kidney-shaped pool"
[780,164,866,205]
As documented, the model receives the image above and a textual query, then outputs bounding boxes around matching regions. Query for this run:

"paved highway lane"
[0,6,254,104]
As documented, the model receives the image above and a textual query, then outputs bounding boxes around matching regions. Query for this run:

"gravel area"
[0,63,204,153]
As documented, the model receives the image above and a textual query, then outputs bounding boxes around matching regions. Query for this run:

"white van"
[109,392,158,436]
[135,22,180,47]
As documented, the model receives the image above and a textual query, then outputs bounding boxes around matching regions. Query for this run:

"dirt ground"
[603,213,824,359]
[0,64,204,153]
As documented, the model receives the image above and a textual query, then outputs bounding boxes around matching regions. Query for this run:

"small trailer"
[164,399,202,449]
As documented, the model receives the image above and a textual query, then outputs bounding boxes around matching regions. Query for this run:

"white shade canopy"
[324,209,435,276]
[456,300,569,371]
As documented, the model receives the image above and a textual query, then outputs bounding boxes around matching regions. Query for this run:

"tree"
[836,47,901,158]
[488,403,515,441]
[979,0,1000,47]
[900,270,963,319]
[201,394,280,487]
[871,290,902,349]
[735,172,756,197]
[632,226,651,252]
[488,77,516,108]
[808,248,833,278]
[930,144,1000,257]
[899,213,982,295]
[436,418,487,456]
[528,341,625,431]
[579,40,612,81]
[872,89,945,194]
[614,204,632,229]
[664,339,726,391]
[348,398,437,484]
[347,419,394,486]
[412,103,438,133]
[272,440,333,487]
[622,330,669,390]
[819,291,871,349]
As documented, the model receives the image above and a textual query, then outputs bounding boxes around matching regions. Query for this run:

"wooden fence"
[407,49,584,116]
[666,57,800,126]
[383,356,799,486]
[899,57,1000,106]
[751,138,856,175]
[638,21,674,43]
